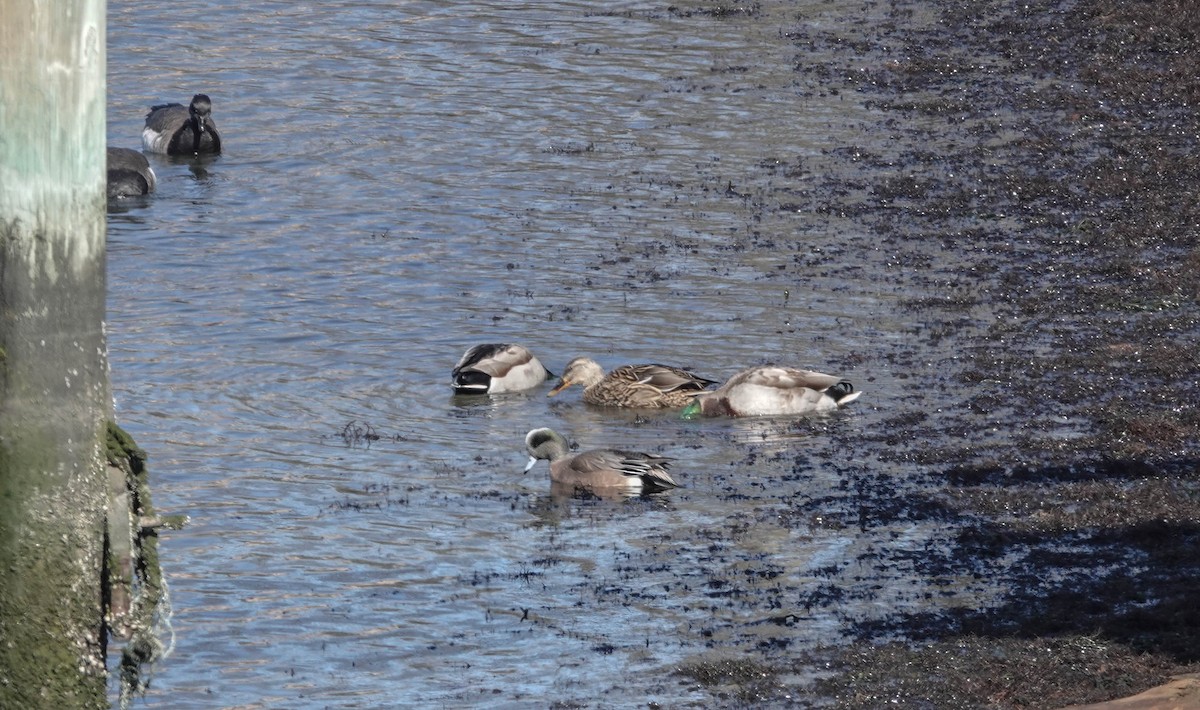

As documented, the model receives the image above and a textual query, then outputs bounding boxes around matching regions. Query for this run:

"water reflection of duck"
[548,357,716,408]
[523,427,678,495]
[106,147,156,197]
[451,343,553,394]
[681,366,861,418]
[142,94,222,155]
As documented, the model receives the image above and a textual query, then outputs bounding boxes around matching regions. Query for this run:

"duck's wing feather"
[568,449,677,487]
[612,364,717,392]
[453,344,528,377]
[731,366,844,392]
[144,103,187,130]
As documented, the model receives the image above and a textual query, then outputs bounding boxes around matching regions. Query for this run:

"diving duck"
[452,344,553,394]
[106,147,156,197]
[142,94,222,155]
[680,366,861,418]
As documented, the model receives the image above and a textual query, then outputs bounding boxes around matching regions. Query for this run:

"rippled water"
[106,1,984,706]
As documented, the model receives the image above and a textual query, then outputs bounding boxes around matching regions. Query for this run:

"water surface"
[107,1,1001,706]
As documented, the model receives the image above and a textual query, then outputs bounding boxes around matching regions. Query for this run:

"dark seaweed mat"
[673,0,1200,706]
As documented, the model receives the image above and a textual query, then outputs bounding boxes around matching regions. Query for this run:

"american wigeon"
[523,428,678,493]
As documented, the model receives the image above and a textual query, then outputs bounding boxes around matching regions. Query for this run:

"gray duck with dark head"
[142,93,221,156]
[106,147,156,198]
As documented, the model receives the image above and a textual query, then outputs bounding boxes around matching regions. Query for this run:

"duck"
[523,428,678,494]
[547,356,717,408]
[106,147,156,198]
[142,94,221,155]
[451,344,553,394]
[680,366,862,418]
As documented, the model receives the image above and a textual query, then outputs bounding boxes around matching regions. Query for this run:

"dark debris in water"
[326,482,412,513]
[335,420,409,448]
[667,3,761,20]
[676,655,785,705]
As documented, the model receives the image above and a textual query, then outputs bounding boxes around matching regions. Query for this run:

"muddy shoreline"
[670,0,1200,706]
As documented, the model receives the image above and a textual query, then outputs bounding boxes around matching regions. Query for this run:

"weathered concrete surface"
[0,0,110,706]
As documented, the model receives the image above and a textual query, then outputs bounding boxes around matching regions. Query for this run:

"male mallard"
[680,366,861,418]
[452,344,552,394]
[143,94,222,155]
[523,428,678,493]
[547,356,717,409]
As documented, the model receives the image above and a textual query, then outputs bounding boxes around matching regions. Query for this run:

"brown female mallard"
[547,357,716,409]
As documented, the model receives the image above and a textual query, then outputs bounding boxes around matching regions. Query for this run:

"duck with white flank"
[452,344,553,395]
[142,94,221,156]
[680,366,861,418]
[523,428,678,494]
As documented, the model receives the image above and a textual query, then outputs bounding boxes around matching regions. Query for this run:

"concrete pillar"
[0,0,111,706]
